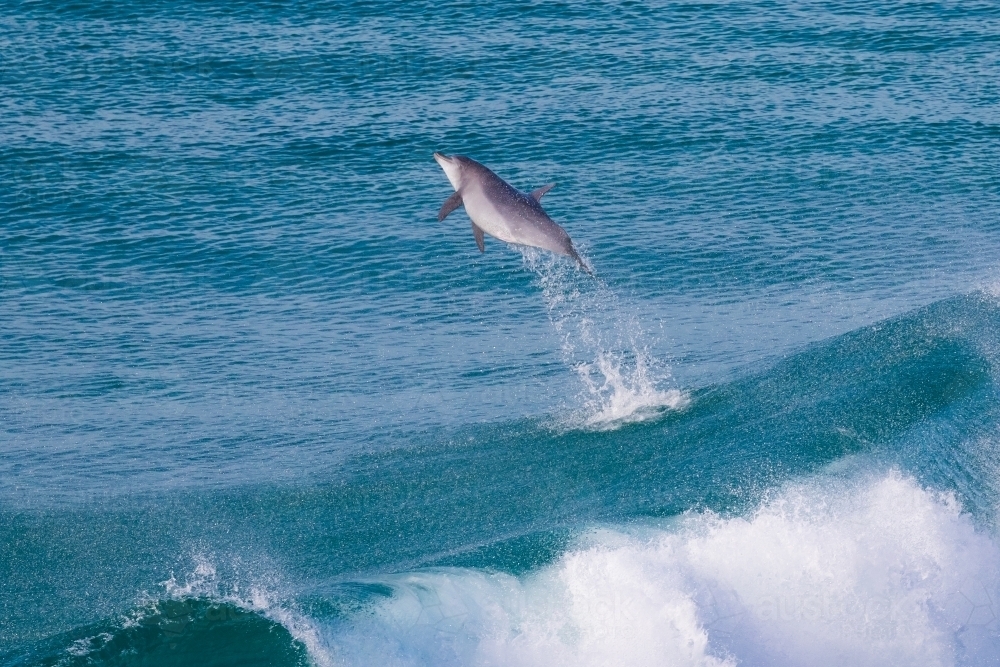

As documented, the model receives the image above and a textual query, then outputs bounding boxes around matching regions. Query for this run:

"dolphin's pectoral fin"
[530,183,556,202]
[438,191,464,222]
[472,223,485,253]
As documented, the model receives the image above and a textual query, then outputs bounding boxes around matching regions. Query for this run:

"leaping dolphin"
[433,153,591,273]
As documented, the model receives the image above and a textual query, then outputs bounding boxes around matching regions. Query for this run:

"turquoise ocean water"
[3,1,1000,665]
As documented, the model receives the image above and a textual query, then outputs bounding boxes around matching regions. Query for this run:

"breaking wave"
[327,469,1000,667]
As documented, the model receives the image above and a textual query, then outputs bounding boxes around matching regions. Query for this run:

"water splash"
[520,248,687,429]
[159,554,335,667]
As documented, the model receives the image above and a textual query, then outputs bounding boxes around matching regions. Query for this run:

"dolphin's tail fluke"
[570,246,594,276]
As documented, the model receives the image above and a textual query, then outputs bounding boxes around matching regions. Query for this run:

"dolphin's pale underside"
[433,152,590,272]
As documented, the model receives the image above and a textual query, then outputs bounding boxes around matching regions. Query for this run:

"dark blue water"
[3,1,1000,665]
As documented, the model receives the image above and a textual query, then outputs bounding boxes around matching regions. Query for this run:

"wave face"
[5,598,308,667]
[4,0,1000,665]
[5,295,1000,665]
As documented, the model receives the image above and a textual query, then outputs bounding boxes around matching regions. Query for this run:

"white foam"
[64,632,113,658]
[520,247,687,429]
[327,470,1000,666]
[575,351,688,427]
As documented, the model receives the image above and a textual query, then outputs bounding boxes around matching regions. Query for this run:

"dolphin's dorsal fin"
[472,222,485,253]
[530,183,556,202]
[438,191,464,221]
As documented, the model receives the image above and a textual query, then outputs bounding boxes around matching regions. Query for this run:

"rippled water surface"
[3,1,1000,665]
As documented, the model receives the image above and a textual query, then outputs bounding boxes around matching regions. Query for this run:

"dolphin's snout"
[434,152,463,191]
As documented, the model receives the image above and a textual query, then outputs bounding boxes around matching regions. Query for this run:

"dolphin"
[433,153,591,273]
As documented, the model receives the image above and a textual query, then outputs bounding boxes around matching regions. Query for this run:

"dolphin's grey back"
[457,157,576,258]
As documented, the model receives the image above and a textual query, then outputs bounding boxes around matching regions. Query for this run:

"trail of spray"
[520,248,687,428]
